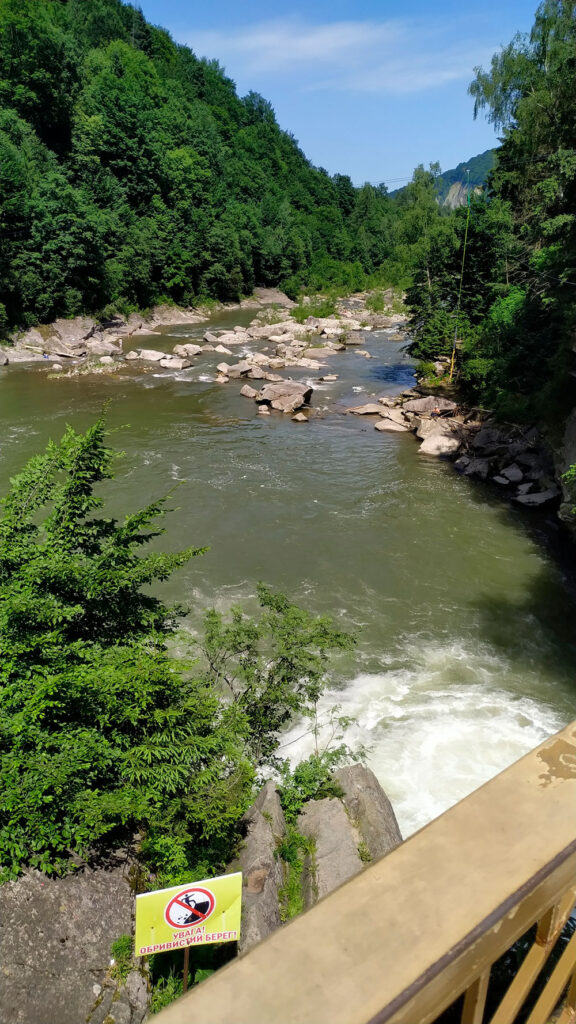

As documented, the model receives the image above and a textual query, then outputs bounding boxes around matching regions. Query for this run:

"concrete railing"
[155,721,576,1024]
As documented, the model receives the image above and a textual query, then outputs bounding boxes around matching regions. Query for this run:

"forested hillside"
[405,0,576,421]
[0,0,393,329]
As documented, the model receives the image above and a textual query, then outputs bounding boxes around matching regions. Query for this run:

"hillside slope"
[0,0,392,329]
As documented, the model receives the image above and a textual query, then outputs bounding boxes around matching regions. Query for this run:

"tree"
[466,0,576,415]
[0,419,354,883]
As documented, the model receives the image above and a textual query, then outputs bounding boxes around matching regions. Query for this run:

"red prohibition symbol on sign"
[164,887,216,929]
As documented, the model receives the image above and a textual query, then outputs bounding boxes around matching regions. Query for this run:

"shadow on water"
[369,362,417,388]
[469,565,576,688]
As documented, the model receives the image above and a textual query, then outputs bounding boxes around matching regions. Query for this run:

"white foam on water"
[281,640,566,838]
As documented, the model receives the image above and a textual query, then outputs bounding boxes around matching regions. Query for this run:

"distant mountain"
[390,149,496,208]
[437,149,496,207]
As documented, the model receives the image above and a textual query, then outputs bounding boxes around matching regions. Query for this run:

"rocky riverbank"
[0,288,568,517]
[346,390,561,509]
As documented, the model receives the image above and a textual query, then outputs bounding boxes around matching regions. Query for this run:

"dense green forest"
[0,0,395,327]
[405,0,576,420]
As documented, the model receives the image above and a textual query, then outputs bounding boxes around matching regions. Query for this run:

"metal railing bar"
[525,929,576,1024]
[369,843,576,1024]
[462,970,490,1024]
[489,889,576,1024]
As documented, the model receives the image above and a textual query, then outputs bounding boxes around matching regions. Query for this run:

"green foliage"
[275,825,314,922]
[0,0,393,330]
[357,841,372,863]
[0,417,256,881]
[291,296,338,323]
[150,972,183,1014]
[200,589,356,767]
[110,934,133,981]
[365,290,386,313]
[277,751,348,825]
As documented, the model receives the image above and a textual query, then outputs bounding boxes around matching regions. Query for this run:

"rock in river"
[347,403,383,416]
[256,380,313,413]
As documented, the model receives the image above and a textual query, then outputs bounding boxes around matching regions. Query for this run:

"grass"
[110,934,133,982]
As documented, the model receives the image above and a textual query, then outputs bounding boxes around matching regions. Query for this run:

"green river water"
[2,310,575,836]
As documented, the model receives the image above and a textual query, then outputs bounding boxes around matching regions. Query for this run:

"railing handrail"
[154,721,576,1024]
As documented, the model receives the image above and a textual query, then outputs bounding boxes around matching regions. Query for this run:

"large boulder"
[86,338,121,357]
[134,349,166,362]
[159,357,191,370]
[172,343,203,358]
[500,463,524,483]
[216,360,253,379]
[147,305,203,326]
[419,434,461,456]
[51,316,96,347]
[297,798,363,908]
[513,487,560,506]
[214,331,246,346]
[375,419,409,432]
[303,348,337,360]
[0,858,148,1024]
[335,765,402,861]
[252,287,295,308]
[463,457,491,480]
[402,396,457,415]
[347,403,382,416]
[256,381,313,413]
[379,408,408,427]
[229,782,286,954]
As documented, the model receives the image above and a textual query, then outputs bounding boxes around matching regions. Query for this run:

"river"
[2,310,575,837]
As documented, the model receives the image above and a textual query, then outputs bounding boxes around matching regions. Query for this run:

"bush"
[291,297,337,323]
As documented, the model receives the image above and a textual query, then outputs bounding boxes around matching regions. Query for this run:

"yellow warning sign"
[135,872,242,955]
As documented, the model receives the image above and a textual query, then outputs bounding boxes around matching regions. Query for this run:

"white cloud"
[184,17,495,96]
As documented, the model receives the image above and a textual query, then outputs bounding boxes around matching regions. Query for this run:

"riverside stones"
[216,360,253,378]
[380,408,410,427]
[159,356,191,370]
[513,487,560,506]
[134,349,166,362]
[500,463,524,483]
[419,434,461,456]
[86,338,121,356]
[240,384,258,399]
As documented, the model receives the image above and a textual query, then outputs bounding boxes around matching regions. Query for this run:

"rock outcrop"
[0,856,147,1024]
[230,782,286,954]
[335,764,403,861]
[228,767,401,955]
[298,798,363,907]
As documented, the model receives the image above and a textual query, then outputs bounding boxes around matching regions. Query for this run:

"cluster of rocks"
[230,766,402,954]
[347,390,560,507]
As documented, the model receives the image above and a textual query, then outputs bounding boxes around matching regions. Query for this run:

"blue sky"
[138,0,539,184]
